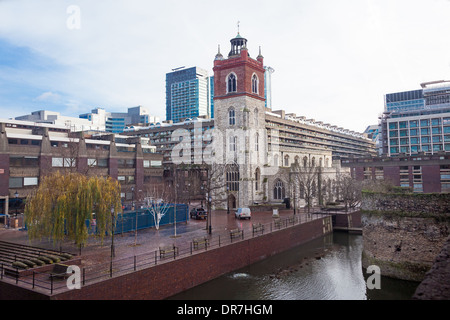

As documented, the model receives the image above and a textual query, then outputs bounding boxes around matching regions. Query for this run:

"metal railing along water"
[0,211,330,295]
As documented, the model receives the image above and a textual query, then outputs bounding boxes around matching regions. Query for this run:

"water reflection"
[169,233,419,300]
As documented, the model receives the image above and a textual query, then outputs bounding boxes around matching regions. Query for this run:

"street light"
[14,190,19,217]
[110,206,115,258]
[227,186,230,214]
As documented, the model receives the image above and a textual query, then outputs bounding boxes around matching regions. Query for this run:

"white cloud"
[35,91,61,102]
[1,0,450,131]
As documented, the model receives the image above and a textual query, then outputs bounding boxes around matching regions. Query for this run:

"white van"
[235,207,251,220]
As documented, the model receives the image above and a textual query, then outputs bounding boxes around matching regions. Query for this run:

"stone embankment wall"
[361,192,450,282]
[413,235,450,300]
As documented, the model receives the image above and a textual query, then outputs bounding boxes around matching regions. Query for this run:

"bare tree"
[335,172,362,211]
[142,183,174,231]
[290,159,320,213]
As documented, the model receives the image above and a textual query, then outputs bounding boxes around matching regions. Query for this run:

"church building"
[211,32,350,210]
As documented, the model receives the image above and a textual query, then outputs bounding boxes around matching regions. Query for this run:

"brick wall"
[37,217,329,300]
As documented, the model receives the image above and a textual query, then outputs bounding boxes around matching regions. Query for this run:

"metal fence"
[0,211,330,295]
[112,204,188,235]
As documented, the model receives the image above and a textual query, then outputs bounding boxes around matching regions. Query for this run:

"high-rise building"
[380,80,450,156]
[264,66,275,109]
[165,67,212,123]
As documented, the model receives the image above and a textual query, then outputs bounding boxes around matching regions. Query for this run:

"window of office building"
[400,166,409,188]
[420,119,429,127]
[412,166,423,192]
[9,156,39,167]
[441,165,450,193]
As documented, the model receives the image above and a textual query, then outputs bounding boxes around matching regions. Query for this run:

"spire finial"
[237,20,240,34]
[218,44,221,54]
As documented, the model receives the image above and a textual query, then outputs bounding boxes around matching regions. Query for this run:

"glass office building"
[384,89,425,113]
[166,67,213,123]
[381,81,450,156]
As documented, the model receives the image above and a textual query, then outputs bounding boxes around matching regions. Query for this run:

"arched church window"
[252,74,258,94]
[273,180,285,200]
[229,108,235,125]
[226,163,240,192]
[255,168,260,191]
[284,155,289,167]
[227,73,237,93]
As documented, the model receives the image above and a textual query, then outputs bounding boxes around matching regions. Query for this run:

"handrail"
[0,212,330,295]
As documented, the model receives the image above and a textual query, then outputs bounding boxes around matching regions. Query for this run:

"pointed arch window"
[227,73,237,93]
[229,108,235,125]
[284,155,290,167]
[273,180,285,200]
[252,74,258,94]
[226,163,240,192]
[255,168,260,191]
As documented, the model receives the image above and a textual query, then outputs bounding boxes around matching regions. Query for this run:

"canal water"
[169,232,419,300]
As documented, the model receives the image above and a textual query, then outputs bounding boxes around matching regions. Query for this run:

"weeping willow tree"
[24,171,122,249]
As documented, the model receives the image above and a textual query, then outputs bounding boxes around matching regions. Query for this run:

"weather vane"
[237,21,240,34]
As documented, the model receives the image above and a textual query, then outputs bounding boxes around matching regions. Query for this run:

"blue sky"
[1,0,450,132]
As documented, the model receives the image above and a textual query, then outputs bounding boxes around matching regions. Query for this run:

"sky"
[1,0,450,133]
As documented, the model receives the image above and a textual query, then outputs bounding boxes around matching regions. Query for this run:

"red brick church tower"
[213,32,265,103]
[212,31,268,209]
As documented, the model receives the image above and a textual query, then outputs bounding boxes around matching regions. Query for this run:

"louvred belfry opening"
[213,32,265,102]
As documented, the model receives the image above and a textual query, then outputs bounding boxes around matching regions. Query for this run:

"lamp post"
[227,186,230,214]
[132,186,138,245]
[294,183,296,215]
[206,193,212,235]
[14,190,18,217]
[110,206,115,258]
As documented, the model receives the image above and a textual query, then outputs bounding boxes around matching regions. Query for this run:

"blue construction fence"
[88,204,189,235]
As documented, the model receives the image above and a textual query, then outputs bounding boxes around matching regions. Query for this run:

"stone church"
[210,32,349,210]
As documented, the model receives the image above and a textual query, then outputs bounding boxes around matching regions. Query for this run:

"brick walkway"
[0,206,316,269]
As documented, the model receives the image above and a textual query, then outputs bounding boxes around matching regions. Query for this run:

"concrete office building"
[0,119,164,217]
[80,106,160,133]
[15,110,106,132]
[380,80,450,156]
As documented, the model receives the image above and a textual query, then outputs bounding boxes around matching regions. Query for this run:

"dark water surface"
[169,232,419,300]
